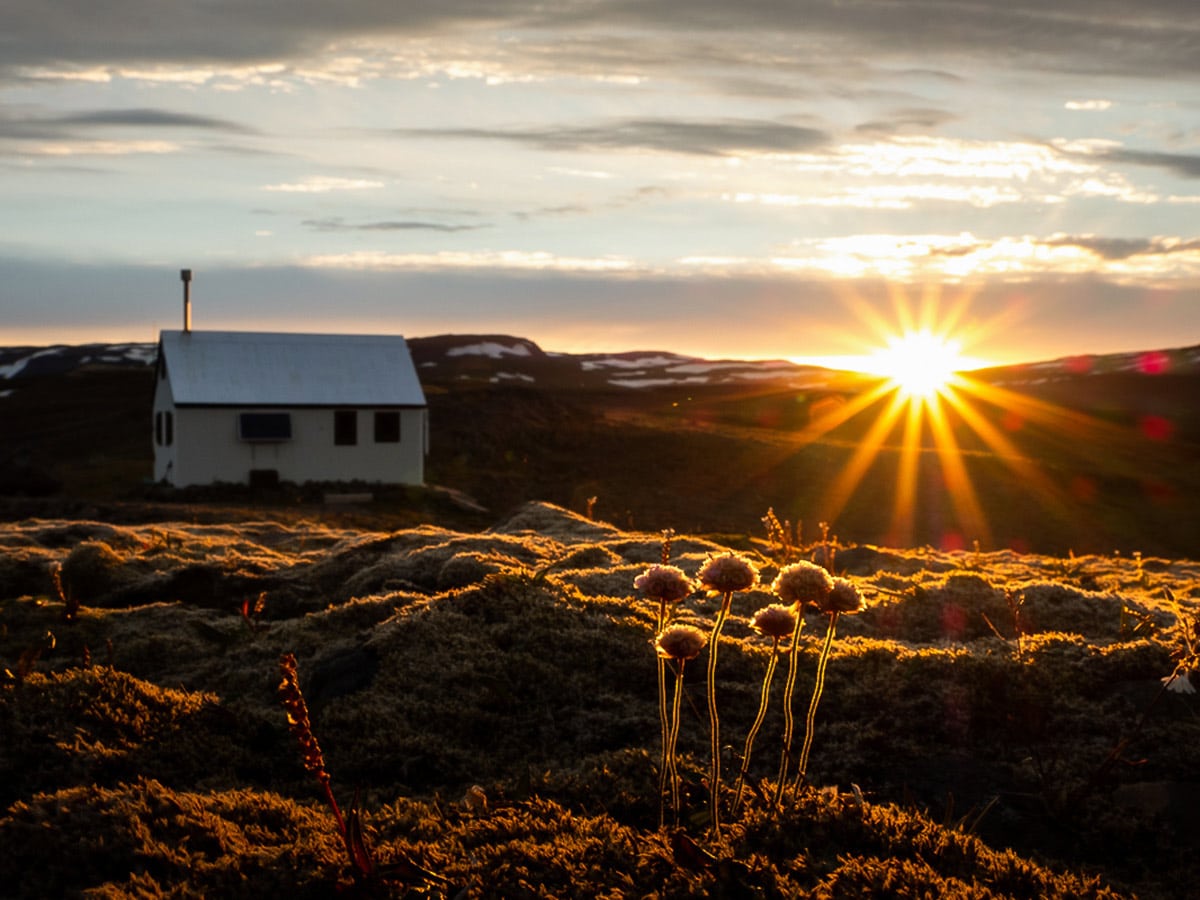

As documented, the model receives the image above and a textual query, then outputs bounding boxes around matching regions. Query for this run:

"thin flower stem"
[667,662,686,824]
[656,600,670,828]
[774,614,805,806]
[797,611,839,786]
[733,637,780,816]
[707,594,732,840]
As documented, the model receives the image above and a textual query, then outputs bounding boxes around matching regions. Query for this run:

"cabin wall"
[165,406,425,487]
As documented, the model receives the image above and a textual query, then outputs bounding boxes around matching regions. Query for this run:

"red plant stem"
[317,773,349,844]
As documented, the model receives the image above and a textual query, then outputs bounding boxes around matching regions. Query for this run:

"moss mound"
[3,504,1198,897]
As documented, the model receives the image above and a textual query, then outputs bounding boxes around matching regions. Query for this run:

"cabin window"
[154,411,174,447]
[374,411,401,443]
[238,412,292,442]
[334,410,357,446]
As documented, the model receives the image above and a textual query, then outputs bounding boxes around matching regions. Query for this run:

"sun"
[861,329,972,399]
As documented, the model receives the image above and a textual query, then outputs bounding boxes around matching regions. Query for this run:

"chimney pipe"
[180,269,192,332]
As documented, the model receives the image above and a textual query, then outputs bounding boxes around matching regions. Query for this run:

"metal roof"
[158,330,426,407]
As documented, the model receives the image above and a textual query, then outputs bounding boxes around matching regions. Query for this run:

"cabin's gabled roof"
[157,330,426,407]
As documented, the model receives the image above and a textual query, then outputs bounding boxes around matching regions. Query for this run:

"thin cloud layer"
[1094,148,1200,180]
[5,1,1200,80]
[398,119,830,157]
[303,217,483,233]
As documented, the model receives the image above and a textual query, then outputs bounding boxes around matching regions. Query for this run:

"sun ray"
[938,378,1067,497]
[887,389,926,547]
[924,387,992,548]
[794,377,898,445]
[791,291,1170,553]
[818,388,910,526]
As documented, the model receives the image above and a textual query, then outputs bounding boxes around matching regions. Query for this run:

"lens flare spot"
[1139,415,1174,441]
[1137,351,1170,375]
[1002,409,1024,432]
[1071,475,1097,501]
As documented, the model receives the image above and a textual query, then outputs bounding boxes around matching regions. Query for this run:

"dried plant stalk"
[278,653,352,865]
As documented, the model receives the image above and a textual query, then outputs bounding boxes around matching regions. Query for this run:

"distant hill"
[0,342,158,381]
[0,333,837,391]
[6,332,1200,393]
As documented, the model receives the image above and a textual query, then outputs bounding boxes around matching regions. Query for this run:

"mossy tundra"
[1,502,1197,898]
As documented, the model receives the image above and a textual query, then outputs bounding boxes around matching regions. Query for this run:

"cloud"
[768,232,1200,282]
[0,106,252,159]
[513,185,673,220]
[300,249,637,273]
[1093,148,1200,179]
[0,2,513,70]
[262,176,385,193]
[854,107,958,136]
[302,217,483,232]
[26,140,179,157]
[1044,234,1200,260]
[397,118,831,157]
[5,1,1199,84]
[727,183,1026,210]
[52,108,253,132]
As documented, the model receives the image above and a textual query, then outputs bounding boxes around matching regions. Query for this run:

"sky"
[2,1,1200,366]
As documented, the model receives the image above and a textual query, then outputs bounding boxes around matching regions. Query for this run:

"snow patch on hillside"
[447,342,533,359]
[610,375,711,388]
[0,348,65,379]
[582,354,693,370]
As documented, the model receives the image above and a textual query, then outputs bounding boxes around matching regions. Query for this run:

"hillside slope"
[1,503,1196,897]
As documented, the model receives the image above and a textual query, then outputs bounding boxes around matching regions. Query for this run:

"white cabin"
[152,330,427,487]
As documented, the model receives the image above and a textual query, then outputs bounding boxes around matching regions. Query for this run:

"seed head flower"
[698,554,759,594]
[696,552,757,840]
[656,624,708,661]
[771,561,834,608]
[642,563,694,829]
[635,564,694,603]
[823,577,865,614]
[751,603,798,639]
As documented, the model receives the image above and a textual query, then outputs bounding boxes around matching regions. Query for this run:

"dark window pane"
[334,410,357,446]
[155,412,163,446]
[374,411,400,443]
[238,412,292,442]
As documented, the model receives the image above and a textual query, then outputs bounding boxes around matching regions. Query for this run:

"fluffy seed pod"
[698,554,759,594]
[771,560,834,608]
[656,624,708,661]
